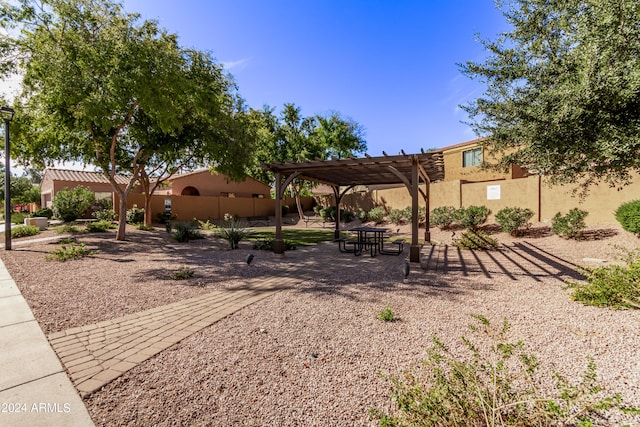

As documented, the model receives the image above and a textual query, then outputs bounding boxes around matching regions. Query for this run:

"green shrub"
[11,225,39,238]
[356,209,368,222]
[388,209,407,225]
[376,306,395,322]
[92,209,116,222]
[402,206,426,224]
[10,211,26,225]
[456,205,491,230]
[172,221,204,243]
[552,208,588,239]
[431,206,458,229]
[615,199,640,235]
[57,223,80,234]
[52,186,95,222]
[318,206,354,223]
[367,206,385,224]
[125,207,145,224]
[198,219,218,232]
[46,243,96,262]
[371,315,638,426]
[567,250,640,309]
[136,223,153,231]
[86,220,115,232]
[495,206,534,236]
[215,219,250,249]
[454,229,498,250]
[252,238,296,251]
[171,267,195,280]
[32,207,53,219]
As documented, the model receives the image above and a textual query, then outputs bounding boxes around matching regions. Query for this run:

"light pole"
[1,106,15,250]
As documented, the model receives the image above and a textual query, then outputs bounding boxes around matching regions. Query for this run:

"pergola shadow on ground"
[264,151,445,262]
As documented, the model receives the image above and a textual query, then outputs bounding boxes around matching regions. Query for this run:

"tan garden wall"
[313,174,640,226]
[119,194,314,222]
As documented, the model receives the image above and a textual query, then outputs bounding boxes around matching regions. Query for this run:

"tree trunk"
[116,193,128,240]
[292,182,305,220]
[143,193,153,227]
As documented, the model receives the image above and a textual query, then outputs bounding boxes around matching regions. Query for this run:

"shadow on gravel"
[421,242,585,282]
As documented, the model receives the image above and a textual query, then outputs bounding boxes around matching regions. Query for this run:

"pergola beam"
[265,151,445,262]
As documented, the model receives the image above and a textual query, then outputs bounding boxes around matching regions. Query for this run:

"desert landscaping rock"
[2,223,639,426]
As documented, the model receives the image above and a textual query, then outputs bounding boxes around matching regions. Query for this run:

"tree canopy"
[1,0,252,238]
[460,0,640,190]
[247,103,366,217]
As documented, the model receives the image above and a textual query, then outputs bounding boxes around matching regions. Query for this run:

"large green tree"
[1,0,251,238]
[460,0,640,190]
[248,104,366,218]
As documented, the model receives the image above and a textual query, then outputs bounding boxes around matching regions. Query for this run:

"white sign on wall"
[487,185,501,200]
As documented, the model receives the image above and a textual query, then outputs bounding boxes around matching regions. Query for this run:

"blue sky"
[122,0,510,156]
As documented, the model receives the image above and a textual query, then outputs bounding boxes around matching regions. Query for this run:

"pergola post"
[409,158,421,263]
[331,185,341,239]
[274,171,285,254]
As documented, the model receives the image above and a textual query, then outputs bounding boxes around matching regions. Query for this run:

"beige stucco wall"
[123,194,314,222]
[168,170,271,198]
[442,145,511,182]
[310,173,640,227]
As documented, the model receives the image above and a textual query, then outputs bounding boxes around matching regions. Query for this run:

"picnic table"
[335,226,404,257]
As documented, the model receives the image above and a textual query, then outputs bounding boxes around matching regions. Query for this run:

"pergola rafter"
[263,151,445,262]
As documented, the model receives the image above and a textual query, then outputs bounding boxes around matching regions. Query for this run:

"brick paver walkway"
[47,245,409,398]
[48,274,297,397]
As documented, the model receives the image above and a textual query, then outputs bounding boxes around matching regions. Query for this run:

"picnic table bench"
[334,227,405,257]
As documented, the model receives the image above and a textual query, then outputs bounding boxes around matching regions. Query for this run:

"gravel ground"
[3,222,640,426]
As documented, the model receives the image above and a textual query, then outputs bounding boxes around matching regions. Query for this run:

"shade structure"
[263,151,445,262]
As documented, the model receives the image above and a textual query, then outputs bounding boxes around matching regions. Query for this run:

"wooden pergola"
[264,151,445,263]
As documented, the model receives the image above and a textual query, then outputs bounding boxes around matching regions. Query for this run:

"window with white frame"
[462,147,482,167]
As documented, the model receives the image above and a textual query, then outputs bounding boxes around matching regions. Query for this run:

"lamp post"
[1,106,15,250]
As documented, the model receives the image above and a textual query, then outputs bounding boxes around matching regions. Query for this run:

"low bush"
[431,206,458,229]
[371,314,638,426]
[46,243,96,262]
[52,186,95,222]
[136,223,153,231]
[252,238,296,251]
[216,219,250,249]
[401,206,425,224]
[567,249,640,309]
[376,306,395,322]
[172,221,204,243]
[552,208,588,239]
[615,199,640,235]
[125,207,145,224]
[92,209,116,222]
[356,209,368,222]
[10,211,26,225]
[198,220,218,232]
[454,229,498,250]
[367,206,385,224]
[11,225,39,238]
[32,207,53,219]
[318,206,354,223]
[57,223,80,234]
[171,267,195,280]
[495,206,534,236]
[456,205,491,230]
[86,220,116,232]
[388,209,407,225]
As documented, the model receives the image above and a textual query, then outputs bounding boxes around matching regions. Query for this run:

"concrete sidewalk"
[0,259,94,427]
